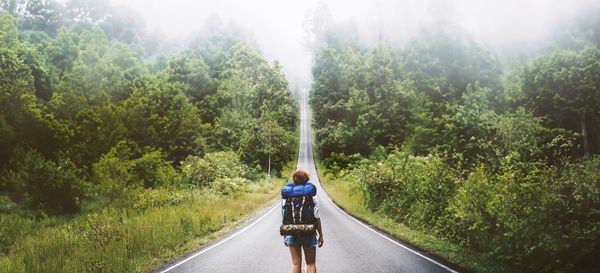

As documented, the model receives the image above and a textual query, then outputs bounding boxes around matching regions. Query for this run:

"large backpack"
[280,182,317,236]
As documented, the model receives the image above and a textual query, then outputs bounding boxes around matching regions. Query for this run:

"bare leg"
[304,246,316,273]
[289,245,302,273]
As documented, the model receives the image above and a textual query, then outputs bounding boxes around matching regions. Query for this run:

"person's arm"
[313,196,324,247]
[316,218,324,247]
[281,198,285,219]
[282,198,289,246]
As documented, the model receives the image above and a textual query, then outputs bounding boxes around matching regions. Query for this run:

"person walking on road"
[281,170,324,273]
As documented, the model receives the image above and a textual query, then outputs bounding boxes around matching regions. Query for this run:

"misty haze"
[1,0,599,272]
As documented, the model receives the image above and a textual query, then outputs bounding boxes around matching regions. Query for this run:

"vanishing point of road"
[151,89,460,273]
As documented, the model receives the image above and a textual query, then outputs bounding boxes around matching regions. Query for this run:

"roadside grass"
[0,178,281,273]
[316,160,519,273]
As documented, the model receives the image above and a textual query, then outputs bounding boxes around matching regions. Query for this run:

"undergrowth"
[316,159,519,273]
[0,178,280,273]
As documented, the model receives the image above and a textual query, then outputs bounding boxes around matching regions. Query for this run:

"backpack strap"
[298,196,305,224]
[291,197,296,224]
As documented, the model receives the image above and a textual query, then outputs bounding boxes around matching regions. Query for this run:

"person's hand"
[283,236,289,247]
[318,236,324,248]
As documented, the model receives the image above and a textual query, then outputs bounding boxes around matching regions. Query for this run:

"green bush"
[450,164,496,246]
[130,150,180,188]
[93,142,137,201]
[93,141,178,202]
[210,177,250,195]
[323,152,363,176]
[5,149,84,214]
[346,151,458,234]
[342,149,600,271]
[452,156,600,271]
[180,151,259,187]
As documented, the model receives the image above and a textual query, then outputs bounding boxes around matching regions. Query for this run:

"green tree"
[45,27,78,80]
[519,48,600,158]
[19,0,65,36]
[0,14,55,167]
[211,41,296,173]
[165,50,214,105]
[124,77,208,164]
[310,42,412,167]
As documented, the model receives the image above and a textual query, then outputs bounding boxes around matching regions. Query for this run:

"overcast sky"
[107,0,600,89]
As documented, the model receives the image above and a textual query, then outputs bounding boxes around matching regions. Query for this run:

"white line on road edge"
[324,193,459,273]
[160,203,280,273]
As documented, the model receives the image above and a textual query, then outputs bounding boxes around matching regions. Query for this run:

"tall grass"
[0,179,280,273]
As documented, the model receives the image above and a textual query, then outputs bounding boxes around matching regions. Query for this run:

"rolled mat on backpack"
[281,182,316,198]
[280,224,316,236]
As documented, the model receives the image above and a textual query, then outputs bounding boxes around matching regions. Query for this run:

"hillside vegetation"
[0,3,298,271]
[309,14,600,273]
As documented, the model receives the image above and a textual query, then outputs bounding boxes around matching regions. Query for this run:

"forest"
[0,0,298,212]
[309,7,600,273]
[1,0,600,272]
[0,1,298,271]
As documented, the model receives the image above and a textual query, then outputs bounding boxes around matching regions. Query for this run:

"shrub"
[5,149,84,214]
[451,156,600,271]
[532,157,600,272]
[93,142,136,201]
[130,150,180,188]
[346,151,458,234]
[180,155,211,187]
[181,151,259,187]
[344,149,600,271]
[210,177,250,195]
[94,141,177,202]
[323,152,362,176]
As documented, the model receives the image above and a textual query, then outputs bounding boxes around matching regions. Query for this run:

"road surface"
[151,89,459,273]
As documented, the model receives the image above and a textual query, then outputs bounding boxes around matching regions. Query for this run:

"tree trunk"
[266,116,273,180]
[582,111,590,161]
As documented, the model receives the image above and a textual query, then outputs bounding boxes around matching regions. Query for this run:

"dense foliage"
[0,2,298,272]
[0,9,297,216]
[309,17,600,272]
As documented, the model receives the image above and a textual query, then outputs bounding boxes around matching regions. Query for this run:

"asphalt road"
[151,90,459,273]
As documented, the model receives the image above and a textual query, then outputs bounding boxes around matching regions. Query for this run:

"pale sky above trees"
[93,0,600,89]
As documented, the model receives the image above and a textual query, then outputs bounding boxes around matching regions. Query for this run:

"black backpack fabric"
[280,182,317,235]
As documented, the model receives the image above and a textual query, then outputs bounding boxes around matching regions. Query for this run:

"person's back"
[281,170,323,273]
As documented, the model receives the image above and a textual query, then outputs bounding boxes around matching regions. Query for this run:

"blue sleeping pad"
[281,182,316,198]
